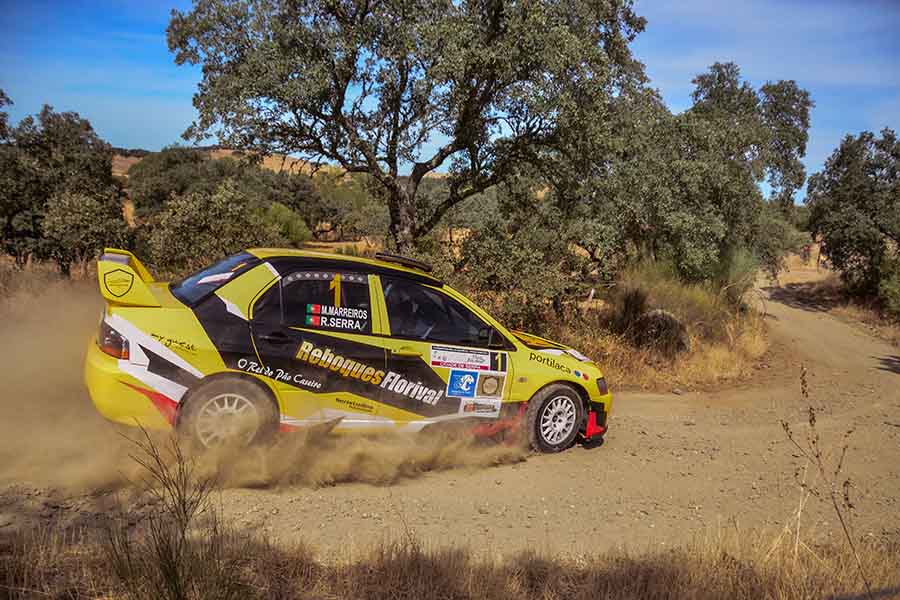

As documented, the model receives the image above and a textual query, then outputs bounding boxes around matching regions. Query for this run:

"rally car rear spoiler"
[97,248,161,307]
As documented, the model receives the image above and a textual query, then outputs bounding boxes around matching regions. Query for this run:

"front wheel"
[525,384,585,453]
[178,378,278,449]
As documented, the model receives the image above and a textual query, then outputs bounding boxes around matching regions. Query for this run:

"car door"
[375,275,513,428]
[249,268,388,430]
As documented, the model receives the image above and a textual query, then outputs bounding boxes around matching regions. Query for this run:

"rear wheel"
[178,378,278,449]
[526,384,584,453]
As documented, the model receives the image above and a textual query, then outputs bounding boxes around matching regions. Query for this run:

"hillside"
[113,147,446,179]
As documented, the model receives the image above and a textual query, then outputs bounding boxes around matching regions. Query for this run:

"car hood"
[510,330,592,363]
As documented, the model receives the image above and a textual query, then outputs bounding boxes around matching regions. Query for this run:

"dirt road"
[208,286,900,557]
[1,280,898,557]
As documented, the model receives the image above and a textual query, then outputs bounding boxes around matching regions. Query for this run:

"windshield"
[170,252,260,306]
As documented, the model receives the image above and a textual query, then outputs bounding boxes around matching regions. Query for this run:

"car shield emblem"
[104,269,134,297]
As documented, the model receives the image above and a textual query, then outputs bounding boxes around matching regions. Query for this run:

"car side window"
[280,271,372,334]
[382,277,500,348]
[251,282,282,323]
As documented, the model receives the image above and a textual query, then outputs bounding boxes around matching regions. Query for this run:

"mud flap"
[470,403,527,444]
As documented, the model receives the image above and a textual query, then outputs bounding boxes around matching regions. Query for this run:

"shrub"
[448,201,588,331]
[714,246,760,307]
[41,187,130,276]
[145,180,284,275]
[612,259,734,342]
[877,262,900,319]
[264,202,312,246]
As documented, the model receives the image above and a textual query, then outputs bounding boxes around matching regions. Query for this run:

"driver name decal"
[305,304,369,331]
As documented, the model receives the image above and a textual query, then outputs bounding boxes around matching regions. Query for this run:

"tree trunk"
[388,187,418,254]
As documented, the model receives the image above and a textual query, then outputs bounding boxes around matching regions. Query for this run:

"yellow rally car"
[84,248,611,452]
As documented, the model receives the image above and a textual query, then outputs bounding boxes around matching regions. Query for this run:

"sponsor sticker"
[295,341,445,406]
[477,373,506,398]
[460,398,501,416]
[431,345,507,372]
[237,357,322,389]
[447,370,478,398]
[529,351,572,374]
[150,333,198,355]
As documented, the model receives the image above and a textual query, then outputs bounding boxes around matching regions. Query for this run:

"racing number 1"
[330,274,342,308]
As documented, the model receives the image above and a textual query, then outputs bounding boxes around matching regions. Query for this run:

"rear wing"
[97,248,161,307]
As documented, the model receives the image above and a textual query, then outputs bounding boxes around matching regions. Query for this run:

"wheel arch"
[175,371,282,427]
[527,379,591,428]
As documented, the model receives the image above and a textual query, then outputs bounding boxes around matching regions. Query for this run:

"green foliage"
[145,180,284,274]
[167,0,647,250]
[42,188,129,275]
[443,180,588,331]
[877,262,900,319]
[0,101,118,268]
[713,247,760,307]
[749,204,807,279]
[127,147,321,221]
[312,174,390,241]
[806,128,899,295]
[576,64,810,285]
[0,89,10,140]
[126,146,209,211]
[263,202,312,246]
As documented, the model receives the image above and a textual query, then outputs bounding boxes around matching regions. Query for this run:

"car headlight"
[596,377,609,395]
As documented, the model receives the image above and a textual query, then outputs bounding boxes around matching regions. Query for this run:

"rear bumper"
[84,339,172,429]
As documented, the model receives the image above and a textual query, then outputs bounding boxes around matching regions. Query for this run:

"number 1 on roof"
[330,274,342,308]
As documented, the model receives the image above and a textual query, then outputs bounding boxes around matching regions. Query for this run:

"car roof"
[246,248,442,286]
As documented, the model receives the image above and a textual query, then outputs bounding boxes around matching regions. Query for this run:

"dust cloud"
[0,277,525,493]
[0,278,130,490]
[201,428,526,489]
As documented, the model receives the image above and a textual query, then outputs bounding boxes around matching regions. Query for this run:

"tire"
[178,377,279,449]
[525,384,585,453]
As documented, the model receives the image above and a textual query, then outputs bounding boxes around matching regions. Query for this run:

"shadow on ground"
[761,283,842,313]
[876,355,900,375]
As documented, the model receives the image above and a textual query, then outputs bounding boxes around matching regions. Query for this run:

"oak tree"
[167,0,646,251]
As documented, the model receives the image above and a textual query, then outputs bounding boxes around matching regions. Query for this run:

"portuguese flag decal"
[305,314,321,326]
[307,303,322,314]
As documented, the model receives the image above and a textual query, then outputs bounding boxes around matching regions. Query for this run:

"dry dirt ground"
[1,271,898,560]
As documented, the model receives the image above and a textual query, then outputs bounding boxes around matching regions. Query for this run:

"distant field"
[113,147,447,178]
[111,154,142,178]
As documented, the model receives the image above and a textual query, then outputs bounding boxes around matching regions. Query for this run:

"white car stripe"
[218,295,247,321]
[107,313,204,378]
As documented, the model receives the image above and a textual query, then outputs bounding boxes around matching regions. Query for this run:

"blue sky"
[1,0,898,194]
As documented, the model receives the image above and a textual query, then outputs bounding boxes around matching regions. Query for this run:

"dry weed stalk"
[104,427,246,600]
[780,364,873,600]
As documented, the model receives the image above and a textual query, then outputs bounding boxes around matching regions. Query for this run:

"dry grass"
[552,260,770,391]
[2,516,897,599]
[551,313,768,391]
